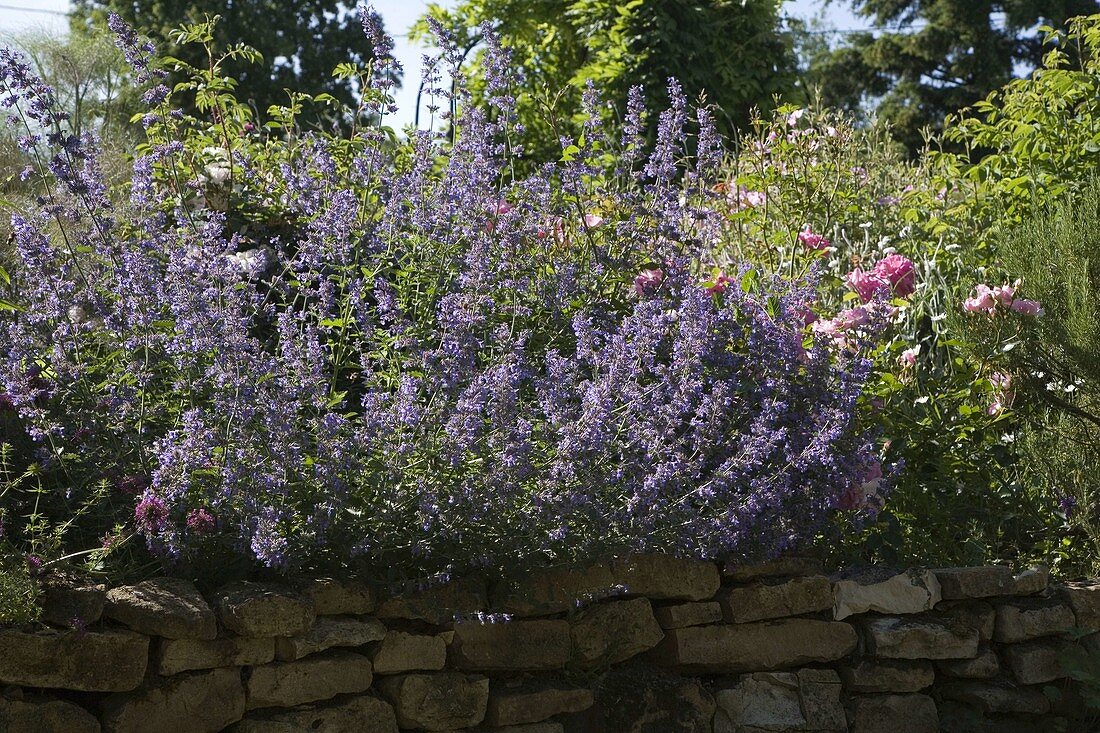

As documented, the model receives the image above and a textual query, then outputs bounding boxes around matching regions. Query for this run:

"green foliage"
[0,550,38,627]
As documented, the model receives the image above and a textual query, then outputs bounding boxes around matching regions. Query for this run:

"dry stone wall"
[2,556,1098,732]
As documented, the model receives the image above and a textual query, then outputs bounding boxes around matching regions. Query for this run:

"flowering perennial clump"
[0,13,886,575]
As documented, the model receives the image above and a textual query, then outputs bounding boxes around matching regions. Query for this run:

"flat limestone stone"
[0,697,99,733]
[275,615,387,661]
[653,601,723,629]
[611,554,720,601]
[298,577,375,615]
[846,693,939,733]
[570,597,665,667]
[451,619,571,671]
[1002,639,1069,685]
[833,569,941,620]
[719,576,833,623]
[937,680,1050,715]
[722,556,825,583]
[936,647,1002,679]
[377,576,489,625]
[652,619,858,673]
[232,694,398,733]
[862,616,979,660]
[933,567,1013,600]
[490,564,616,617]
[839,658,935,693]
[485,680,594,726]
[371,631,447,674]
[994,599,1075,643]
[245,650,373,710]
[157,636,275,676]
[215,582,315,638]
[101,667,245,733]
[377,672,489,731]
[1060,581,1100,632]
[0,628,148,692]
[105,577,217,640]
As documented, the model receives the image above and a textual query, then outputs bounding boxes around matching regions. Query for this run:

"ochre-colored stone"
[216,582,315,638]
[157,636,275,676]
[652,619,857,673]
[377,672,489,731]
[570,597,664,667]
[721,556,824,583]
[937,680,1050,715]
[101,667,245,733]
[653,601,722,629]
[39,572,106,628]
[713,669,845,733]
[594,666,715,733]
[839,659,934,693]
[936,647,1002,679]
[0,697,99,733]
[376,576,488,625]
[372,631,447,674]
[1010,566,1049,596]
[832,569,941,620]
[1060,581,1100,632]
[939,601,996,641]
[846,693,939,733]
[451,619,571,671]
[863,616,979,659]
[994,599,1075,643]
[298,577,375,615]
[1002,639,1069,685]
[232,694,398,733]
[719,576,832,623]
[0,628,148,691]
[485,681,594,726]
[274,615,387,661]
[491,564,616,617]
[611,554,720,601]
[105,577,217,640]
[933,566,1013,600]
[245,650,373,710]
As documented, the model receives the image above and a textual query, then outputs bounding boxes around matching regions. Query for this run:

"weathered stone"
[714,672,805,731]
[933,567,1013,600]
[1010,566,1049,596]
[245,650,373,710]
[488,724,564,733]
[157,636,274,676]
[719,576,833,624]
[0,697,99,733]
[372,631,447,674]
[796,668,847,730]
[846,694,938,733]
[0,628,148,691]
[571,597,664,667]
[451,619,571,671]
[39,572,106,628]
[491,563,616,616]
[1002,639,1068,685]
[937,680,1050,715]
[377,576,489,625]
[833,569,941,620]
[594,666,714,733]
[652,619,858,673]
[939,601,996,641]
[105,577,217,640]
[377,672,489,731]
[1060,581,1100,632]
[654,601,723,629]
[485,680,594,726]
[722,556,825,583]
[839,659,934,693]
[994,599,1075,643]
[275,615,387,661]
[298,577,375,615]
[611,554,720,601]
[937,647,1001,679]
[102,667,245,733]
[863,616,979,660]
[216,582,315,638]
[232,695,398,733]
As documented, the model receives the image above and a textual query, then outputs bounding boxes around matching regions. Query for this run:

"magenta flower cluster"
[846,253,917,302]
[963,282,1043,317]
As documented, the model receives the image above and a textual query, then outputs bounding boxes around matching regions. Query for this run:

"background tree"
[71,0,398,128]
[805,0,1099,153]
[418,0,795,166]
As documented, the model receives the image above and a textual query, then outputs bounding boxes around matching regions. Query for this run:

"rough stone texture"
[216,582,315,638]
[0,628,148,691]
[158,636,275,676]
[653,601,722,630]
[1002,639,1068,685]
[796,668,848,730]
[833,570,941,620]
[937,680,1051,715]
[1060,581,1100,632]
[593,666,715,733]
[451,619,571,672]
[652,619,858,673]
[862,616,979,660]
[377,672,489,731]
[937,647,1001,679]
[934,567,1014,600]
[846,693,939,733]
[485,681,594,726]
[939,601,996,641]
[719,576,833,624]
[39,572,106,628]
[1009,566,1049,596]
[105,577,217,640]
[371,631,447,674]
[232,694,398,733]
[101,667,245,733]
[490,724,565,733]
[376,576,488,625]
[298,577,375,616]
[713,669,845,733]
[245,650,373,710]
[993,599,1075,643]
[611,554,720,601]
[490,563,616,616]
[0,696,100,733]
[722,556,824,583]
[838,659,934,693]
[570,597,665,667]
[275,616,387,661]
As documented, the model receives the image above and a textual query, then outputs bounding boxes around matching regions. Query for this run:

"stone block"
[0,696,99,733]
[105,577,217,640]
[491,563,616,617]
[298,577,375,615]
[719,576,832,624]
[654,601,723,629]
[372,631,447,674]
[933,567,1013,600]
[101,667,245,733]
[232,694,398,733]
[451,619,571,671]
[377,576,488,625]
[838,659,934,693]
[215,582,315,638]
[1060,581,1100,632]
[652,619,857,673]
[722,556,824,583]
[1009,566,1049,596]
[275,615,387,661]
[158,636,275,676]
[937,647,1001,679]
[833,569,941,620]
[570,597,664,667]
[846,693,938,733]
[611,554,720,601]
[245,650,373,710]
[713,668,845,733]
[39,572,106,628]
[939,601,995,641]
[485,680,594,726]
[936,680,1050,715]
[862,616,979,659]
[594,666,714,733]
[994,599,1074,643]
[377,672,489,731]
[0,628,148,691]
[1002,639,1069,685]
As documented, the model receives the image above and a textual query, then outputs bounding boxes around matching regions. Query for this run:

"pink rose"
[963,284,996,314]
[835,307,869,329]
[901,345,920,367]
[872,254,916,298]
[583,213,604,229]
[705,272,734,294]
[846,268,887,303]
[1010,298,1043,316]
[634,269,663,295]
[798,226,830,251]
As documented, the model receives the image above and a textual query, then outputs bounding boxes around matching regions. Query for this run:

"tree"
[71,0,398,128]
[417,0,795,165]
[806,0,1100,153]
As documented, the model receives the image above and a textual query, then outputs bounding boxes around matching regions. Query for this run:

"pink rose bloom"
[583,213,604,229]
[730,186,767,210]
[846,268,887,303]
[835,307,869,329]
[798,226,830,251]
[901,345,920,367]
[992,282,1016,305]
[705,272,734,294]
[872,254,916,297]
[634,268,663,295]
[963,284,996,314]
[1010,298,1043,316]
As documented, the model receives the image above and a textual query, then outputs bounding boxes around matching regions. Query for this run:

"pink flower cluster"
[798,226,830,251]
[963,282,1043,316]
[846,254,916,303]
[988,372,1015,415]
[634,268,664,295]
[812,302,894,350]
